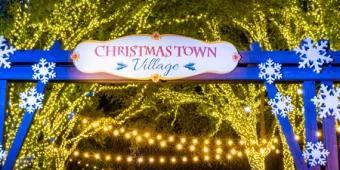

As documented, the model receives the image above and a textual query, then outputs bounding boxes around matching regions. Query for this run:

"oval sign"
[72,33,239,82]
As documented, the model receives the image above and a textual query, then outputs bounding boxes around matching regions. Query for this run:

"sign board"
[72,33,240,82]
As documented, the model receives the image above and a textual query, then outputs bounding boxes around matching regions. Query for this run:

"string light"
[160,141,167,148]
[127,156,133,163]
[105,155,111,161]
[316,131,322,137]
[176,144,183,150]
[203,147,209,153]
[294,135,300,141]
[244,106,251,113]
[182,156,188,163]
[137,157,144,163]
[149,157,155,163]
[116,156,122,162]
[192,138,198,145]
[71,150,253,165]
[193,156,199,162]
[297,89,303,95]
[168,136,174,142]
[94,154,100,159]
[159,157,165,164]
[189,145,196,152]
[95,124,280,152]
[171,157,176,163]
[216,148,223,154]
[148,139,155,145]
[215,139,222,145]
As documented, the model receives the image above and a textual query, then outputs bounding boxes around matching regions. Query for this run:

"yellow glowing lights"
[215,155,221,160]
[137,157,144,163]
[215,140,222,145]
[125,133,131,139]
[216,148,223,154]
[159,157,165,163]
[316,131,322,137]
[203,147,209,153]
[228,140,233,146]
[82,119,88,124]
[260,148,265,154]
[136,136,142,142]
[275,149,280,154]
[297,89,303,94]
[168,136,174,142]
[182,156,188,162]
[120,128,125,133]
[94,154,100,159]
[156,135,162,140]
[148,139,155,145]
[180,138,186,143]
[171,157,176,163]
[113,130,119,136]
[73,151,79,157]
[91,122,99,127]
[116,156,122,162]
[193,156,199,162]
[127,156,133,162]
[189,145,196,152]
[105,155,111,161]
[149,157,155,163]
[273,138,279,143]
[237,152,242,157]
[176,144,183,150]
[295,135,300,141]
[84,153,89,158]
[204,139,210,144]
[204,155,210,161]
[160,141,167,148]
[230,148,236,155]
[245,149,250,155]
[192,138,198,144]
[144,132,150,138]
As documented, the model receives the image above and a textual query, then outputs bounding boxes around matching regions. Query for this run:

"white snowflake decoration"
[295,37,333,74]
[0,145,7,161]
[311,84,340,120]
[302,142,329,167]
[19,88,44,113]
[258,58,282,84]
[0,36,16,69]
[268,92,293,118]
[32,58,56,84]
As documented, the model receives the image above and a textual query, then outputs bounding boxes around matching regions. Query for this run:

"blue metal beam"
[265,82,308,170]
[0,66,340,82]
[3,82,45,170]
[321,81,339,170]
[0,80,7,157]
[302,81,319,170]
